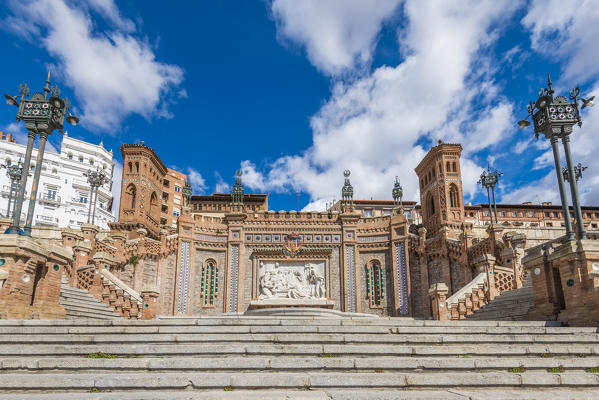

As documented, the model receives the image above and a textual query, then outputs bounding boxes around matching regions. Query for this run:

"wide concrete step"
[1,342,597,357]
[0,371,597,391]
[60,285,94,295]
[3,356,599,372]
[0,317,563,327]
[59,290,102,302]
[59,298,121,314]
[0,325,589,335]
[59,304,121,318]
[0,332,597,345]
[1,389,599,400]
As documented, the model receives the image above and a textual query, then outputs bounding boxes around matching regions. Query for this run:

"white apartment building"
[0,132,115,229]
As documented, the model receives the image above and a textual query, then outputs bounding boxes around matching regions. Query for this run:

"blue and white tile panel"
[395,241,409,315]
[229,245,239,312]
[346,245,356,313]
[177,241,190,314]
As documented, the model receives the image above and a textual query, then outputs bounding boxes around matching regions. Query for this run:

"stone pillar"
[340,213,360,313]
[473,254,497,301]
[0,235,70,319]
[523,243,562,321]
[429,282,449,320]
[141,285,160,320]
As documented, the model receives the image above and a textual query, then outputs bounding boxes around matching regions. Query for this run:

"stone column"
[141,285,160,320]
[429,282,449,321]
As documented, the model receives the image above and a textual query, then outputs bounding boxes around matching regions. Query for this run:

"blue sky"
[1,0,599,215]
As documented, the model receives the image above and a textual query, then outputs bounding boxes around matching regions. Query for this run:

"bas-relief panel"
[258,261,326,300]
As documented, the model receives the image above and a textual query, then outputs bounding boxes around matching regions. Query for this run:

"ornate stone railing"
[444,272,489,320]
[99,269,143,320]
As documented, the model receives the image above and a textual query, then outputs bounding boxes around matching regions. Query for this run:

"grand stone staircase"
[0,316,598,399]
[59,276,121,320]
[467,273,534,321]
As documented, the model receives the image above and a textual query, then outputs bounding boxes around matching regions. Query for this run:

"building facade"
[0,132,115,229]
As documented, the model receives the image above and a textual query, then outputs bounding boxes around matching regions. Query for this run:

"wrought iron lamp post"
[3,72,79,235]
[85,169,106,225]
[478,165,502,224]
[0,160,24,219]
[517,74,594,241]
[392,176,403,211]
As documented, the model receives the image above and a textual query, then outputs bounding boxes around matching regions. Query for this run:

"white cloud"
[187,168,207,193]
[248,0,521,206]
[214,172,230,193]
[271,0,401,75]
[4,0,184,132]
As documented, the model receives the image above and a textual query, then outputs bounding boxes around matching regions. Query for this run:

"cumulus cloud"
[214,172,230,193]
[187,168,207,193]
[271,0,401,75]
[3,0,184,132]
[244,0,522,210]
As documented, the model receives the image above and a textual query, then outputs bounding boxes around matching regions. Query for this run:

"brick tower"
[117,142,168,238]
[414,141,465,238]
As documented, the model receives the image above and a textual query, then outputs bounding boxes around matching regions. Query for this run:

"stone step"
[3,356,599,372]
[1,389,599,400]
[60,304,121,318]
[60,285,94,295]
[1,342,596,357]
[59,297,114,308]
[0,371,597,391]
[0,325,588,335]
[59,290,101,302]
[0,318,563,327]
[0,332,597,345]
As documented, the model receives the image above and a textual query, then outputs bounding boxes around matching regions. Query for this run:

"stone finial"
[341,170,354,212]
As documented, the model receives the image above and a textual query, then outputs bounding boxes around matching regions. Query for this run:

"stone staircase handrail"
[100,269,142,304]
[446,272,487,307]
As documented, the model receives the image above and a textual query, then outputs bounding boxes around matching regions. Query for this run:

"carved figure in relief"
[258,264,326,300]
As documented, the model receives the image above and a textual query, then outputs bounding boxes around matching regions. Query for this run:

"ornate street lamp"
[517,74,594,241]
[85,169,106,225]
[392,176,403,209]
[478,165,502,224]
[562,163,587,183]
[0,160,24,219]
[3,72,79,235]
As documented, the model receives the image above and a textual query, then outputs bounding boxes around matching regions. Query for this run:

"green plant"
[540,353,548,358]
[319,354,339,358]
[224,386,233,391]
[547,367,564,373]
[508,367,525,373]
[87,352,118,359]
[579,353,586,358]
[586,367,599,373]
[129,255,138,266]
[90,388,99,393]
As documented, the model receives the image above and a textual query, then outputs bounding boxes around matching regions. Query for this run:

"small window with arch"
[365,260,385,308]
[200,260,219,307]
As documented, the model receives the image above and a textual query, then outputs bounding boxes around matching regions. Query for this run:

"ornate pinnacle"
[392,176,403,206]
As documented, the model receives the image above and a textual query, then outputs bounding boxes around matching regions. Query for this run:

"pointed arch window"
[449,184,459,208]
[365,260,385,308]
[125,184,136,209]
[200,260,219,307]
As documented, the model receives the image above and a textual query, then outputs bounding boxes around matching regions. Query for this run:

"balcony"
[39,193,61,206]
[36,214,59,226]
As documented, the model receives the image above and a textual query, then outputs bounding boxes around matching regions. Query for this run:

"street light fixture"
[478,165,502,224]
[517,73,594,241]
[0,160,24,219]
[85,169,106,225]
[562,163,587,183]
[3,72,79,235]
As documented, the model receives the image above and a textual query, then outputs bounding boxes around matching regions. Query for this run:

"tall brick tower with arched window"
[414,141,465,238]
[116,142,168,238]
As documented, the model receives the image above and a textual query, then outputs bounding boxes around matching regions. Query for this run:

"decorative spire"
[232,169,244,206]
[182,179,192,208]
[392,176,403,206]
[341,170,353,212]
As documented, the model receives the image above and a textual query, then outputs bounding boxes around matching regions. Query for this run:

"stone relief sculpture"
[259,262,326,300]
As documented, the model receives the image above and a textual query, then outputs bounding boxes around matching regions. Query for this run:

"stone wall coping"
[0,235,71,261]
[100,268,142,304]
[446,272,487,307]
